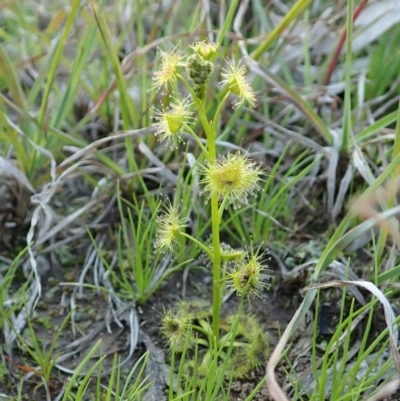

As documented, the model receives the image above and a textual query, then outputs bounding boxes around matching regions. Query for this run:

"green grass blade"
[88,0,138,129]
[341,0,353,153]
[216,0,240,48]
[375,99,400,264]
[250,63,333,144]
[314,152,400,279]
[0,46,27,112]
[30,0,81,175]
[52,24,97,129]
[354,111,398,143]
[251,0,312,61]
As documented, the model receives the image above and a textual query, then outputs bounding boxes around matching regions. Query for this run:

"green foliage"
[168,303,267,401]
[161,299,269,381]
[0,250,26,331]
[223,148,319,245]
[366,26,400,101]
[1,300,74,388]
[94,353,152,401]
[285,291,400,401]
[96,188,190,304]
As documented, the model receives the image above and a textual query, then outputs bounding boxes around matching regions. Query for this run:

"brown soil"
[2,249,399,400]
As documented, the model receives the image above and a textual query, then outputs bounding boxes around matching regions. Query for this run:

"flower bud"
[186,54,213,86]
[191,40,219,60]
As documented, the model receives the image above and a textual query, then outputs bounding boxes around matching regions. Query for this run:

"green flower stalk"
[219,242,245,262]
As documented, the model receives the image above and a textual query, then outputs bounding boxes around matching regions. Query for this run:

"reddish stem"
[323,0,369,87]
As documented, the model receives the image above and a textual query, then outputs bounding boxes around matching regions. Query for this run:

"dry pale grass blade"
[326,130,340,218]
[267,277,400,400]
[140,329,173,401]
[353,1,400,52]
[363,377,400,401]
[281,259,317,279]
[186,151,199,196]
[0,157,35,193]
[347,226,380,251]
[55,301,140,377]
[266,291,317,401]
[327,261,366,305]
[34,198,101,248]
[233,0,250,56]
[61,234,117,339]
[146,255,171,296]
[59,127,155,168]
[355,80,400,129]
[247,58,333,143]
[105,273,127,333]
[266,6,336,65]
[350,184,400,250]
[138,142,178,185]
[3,278,41,351]
[198,0,212,40]
[57,307,139,378]
[251,207,294,233]
[2,312,16,355]
[42,205,90,246]
[250,110,331,157]
[21,139,59,322]
[371,95,400,124]
[304,280,400,374]
[183,133,253,153]
[280,1,400,60]
[353,147,376,185]
[331,163,353,220]
[380,244,397,292]
[0,256,13,273]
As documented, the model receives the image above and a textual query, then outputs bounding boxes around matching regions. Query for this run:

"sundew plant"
[152,40,273,344]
